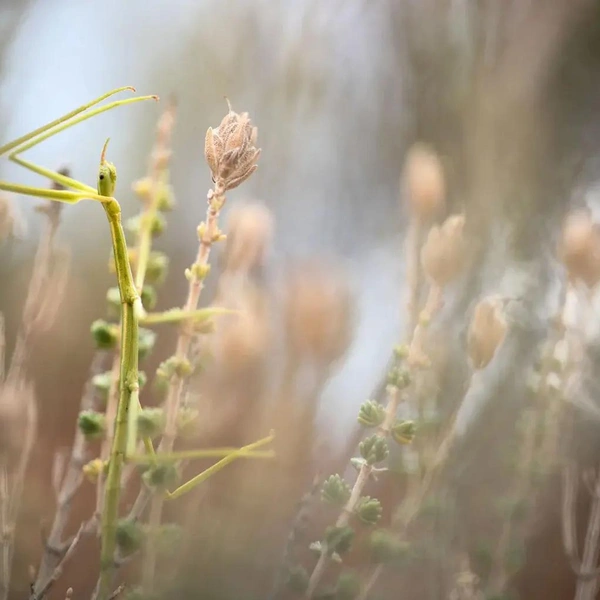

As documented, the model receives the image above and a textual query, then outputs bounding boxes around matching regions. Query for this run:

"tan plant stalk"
[358,294,507,600]
[141,102,260,590]
[32,355,105,597]
[1,188,67,600]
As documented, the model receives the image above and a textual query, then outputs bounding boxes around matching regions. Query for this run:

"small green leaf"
[138,328,157,360]
[286,565,309,593]
[336,571,360,600]
[357,400,386,428]
[356,496,383,525]
[324,525,354,555]
[116,519,145,556]
[391,420,416,446]
[77,410,106,440]
[90,319,118,349]
[359,435,389,465]
[137,408,166,438]
[321,474,351,506]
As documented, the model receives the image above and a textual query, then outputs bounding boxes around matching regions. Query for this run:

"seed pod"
[559,209,600,288]
[402,143,446,221]
[467,296,507,370]
[221,202,273,274]
[205,101,261,191]
[282,261,353,367]
[421,214,466,287]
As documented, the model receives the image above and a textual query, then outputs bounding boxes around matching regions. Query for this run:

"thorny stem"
[306,386,401,598]
[141,182,226,590]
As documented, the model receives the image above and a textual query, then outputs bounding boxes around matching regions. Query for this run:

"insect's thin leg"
[10,155,96,193]
[0,87,135,157]
[0,181,96,203]
[165,432,275,501]
[127,448,275,464]
[9,95,158,158]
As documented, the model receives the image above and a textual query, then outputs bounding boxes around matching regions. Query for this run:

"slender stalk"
[306,386,401,598]
[97,198,140,600]
[141,182,226,590]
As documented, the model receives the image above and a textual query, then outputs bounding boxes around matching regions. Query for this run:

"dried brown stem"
[141,183,226,590]
[32,354,106,596]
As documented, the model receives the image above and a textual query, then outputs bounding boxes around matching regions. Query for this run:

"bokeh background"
[1,1,600,599]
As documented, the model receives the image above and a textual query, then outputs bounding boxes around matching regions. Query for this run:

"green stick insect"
[0,87,274,600]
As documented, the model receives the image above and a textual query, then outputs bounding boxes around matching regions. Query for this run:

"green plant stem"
[97,199,140,600]
[306,386,401,598]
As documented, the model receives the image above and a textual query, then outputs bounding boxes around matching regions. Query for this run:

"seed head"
[211,285,271,376]
[204,100,261,191]
[221,202,273,274]
[421,214,466,287]
[402,143,445,221]
[282,261,353,366]
[467,296,507,370]
[559,209,600,288]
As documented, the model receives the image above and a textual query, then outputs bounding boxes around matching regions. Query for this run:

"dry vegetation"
[2,1,600,600]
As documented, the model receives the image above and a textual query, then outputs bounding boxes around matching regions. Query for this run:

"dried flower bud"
[421,214,466,287]
[211,285,271,376]
[204,101,261,191]
[221,202,273,273]
[467,296,507,370]
[402,143,445,221]
[559,210,600,288]
[282,262,353,366]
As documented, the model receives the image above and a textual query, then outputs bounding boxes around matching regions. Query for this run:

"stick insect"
[0,87,275,600]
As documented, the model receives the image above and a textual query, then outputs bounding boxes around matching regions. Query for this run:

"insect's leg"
[165,432,275,501]
[0,87,135,157]
[0,181,93,203]
[10,155,95,193]
[9,95,157,159]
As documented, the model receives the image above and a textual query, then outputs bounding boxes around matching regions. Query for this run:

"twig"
[33,353,106,595]
[306,385,402,597]
[31,521,90,600]
[140,181,227,589]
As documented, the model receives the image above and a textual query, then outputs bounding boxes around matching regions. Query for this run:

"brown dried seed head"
[222,202,274,273]
[559,210,600,288]
[403,143,446,221]
[205,102,261,191]
[211,285,271,376]
[467,296,507,370]
[283,262,353,366]
[421,214,466,287]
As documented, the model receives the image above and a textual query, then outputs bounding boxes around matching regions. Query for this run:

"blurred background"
[1,0,600,599]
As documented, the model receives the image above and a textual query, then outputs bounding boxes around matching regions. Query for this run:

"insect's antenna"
[100,138,111,163]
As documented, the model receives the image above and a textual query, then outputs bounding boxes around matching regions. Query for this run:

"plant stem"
[306,386,401,598]
[141,183,225,590]
[97,199,140,600]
